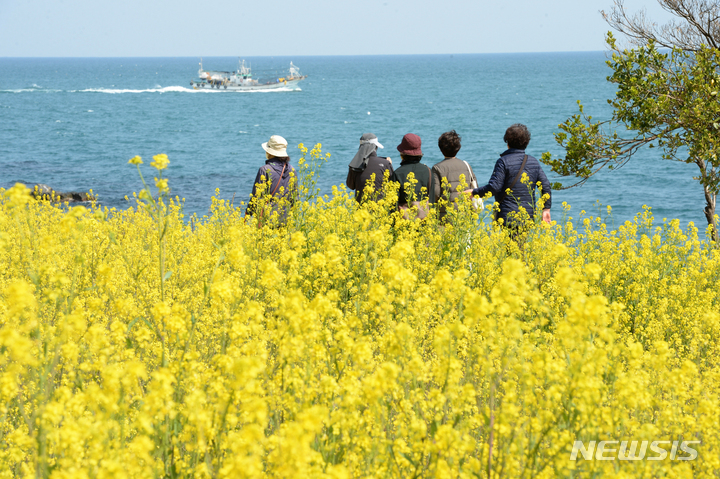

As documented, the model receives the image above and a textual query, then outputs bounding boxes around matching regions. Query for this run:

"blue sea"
[0,54,706,231]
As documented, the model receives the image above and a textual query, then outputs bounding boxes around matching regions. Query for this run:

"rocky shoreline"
[31,184,94,203]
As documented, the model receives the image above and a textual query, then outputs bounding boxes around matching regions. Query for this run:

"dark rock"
[33,184,53,196]
[31,184,95,202]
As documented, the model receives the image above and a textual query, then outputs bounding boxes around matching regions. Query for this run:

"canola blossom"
[1,144,719,478]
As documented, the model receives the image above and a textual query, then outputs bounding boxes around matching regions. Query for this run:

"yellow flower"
[0,146,718,478]
[138,189,152,201]
[4,183,31,207]
[150,153,169,170]
[128,155,143,165]
[155,177,169,194]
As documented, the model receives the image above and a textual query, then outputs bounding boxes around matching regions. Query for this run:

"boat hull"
[191,77,306,91]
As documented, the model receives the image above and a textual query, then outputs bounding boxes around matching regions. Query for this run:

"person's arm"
[471,158,506,197]
[431,166,441,204]
[542,209,551,224]
[426,166,434,202]
[390,168,404,205]
[382,163,395,201]
[347,167,359,190]
[288,166,297,205]
[536,165,552,224]
[536,165,552,211]
[246,167,266,217]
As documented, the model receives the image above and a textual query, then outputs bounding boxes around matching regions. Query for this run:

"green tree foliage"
[542,0,720,239]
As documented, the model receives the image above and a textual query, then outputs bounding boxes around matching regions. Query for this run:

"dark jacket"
[246,158,296,217]
[347,152,394,203]
[472,148,552,223]
[431,157,477,218]
[391,158,433,205]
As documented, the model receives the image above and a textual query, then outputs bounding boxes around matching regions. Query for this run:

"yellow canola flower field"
[1,145,720,478]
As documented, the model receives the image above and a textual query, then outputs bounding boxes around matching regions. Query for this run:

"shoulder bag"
[462,160,483,210]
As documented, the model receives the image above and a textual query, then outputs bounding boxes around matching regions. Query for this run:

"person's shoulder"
[415,161,430,171]
[512,152,538,167]
[500,151,526,166]
[448,157,466,167]
[431,158,449,169]
[374,156,392,169]
[462,159,476,173]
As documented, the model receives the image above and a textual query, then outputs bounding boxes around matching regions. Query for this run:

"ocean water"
[0,54,708,230]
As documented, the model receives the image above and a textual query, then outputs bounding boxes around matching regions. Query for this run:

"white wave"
[1,88,62,93]
[238,131,248,133]
[87,110,94,112]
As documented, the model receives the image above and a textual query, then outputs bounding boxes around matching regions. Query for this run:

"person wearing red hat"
[431,130,478,220]
[391,133,434,219]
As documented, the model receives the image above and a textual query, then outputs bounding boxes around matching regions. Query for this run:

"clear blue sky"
[0,0,675,56]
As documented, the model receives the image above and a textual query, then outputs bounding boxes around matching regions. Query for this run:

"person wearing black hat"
[347,133,393,203]
[391,133,433,219]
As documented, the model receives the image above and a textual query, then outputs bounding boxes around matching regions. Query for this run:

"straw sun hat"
[262,135,289,157]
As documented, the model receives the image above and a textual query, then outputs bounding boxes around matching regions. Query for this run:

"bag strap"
[270,163,287,196]
[495,154,528,207]
[462,160,477,188]
[508,155,528,191]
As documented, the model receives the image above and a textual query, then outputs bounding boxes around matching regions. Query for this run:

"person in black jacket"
[392,133,433,202]
[467,124,551,226]
[347,133,393,203]
[391,133,433,219]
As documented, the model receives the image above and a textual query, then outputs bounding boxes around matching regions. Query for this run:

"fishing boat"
[190,59,306,91]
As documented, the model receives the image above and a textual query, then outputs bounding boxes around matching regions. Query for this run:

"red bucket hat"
[396,133,423,156]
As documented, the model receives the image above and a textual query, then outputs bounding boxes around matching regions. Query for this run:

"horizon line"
[0,50,610,59]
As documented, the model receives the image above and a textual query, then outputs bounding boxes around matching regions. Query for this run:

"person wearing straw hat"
[246,135,296,225]
[347,133,393,203]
